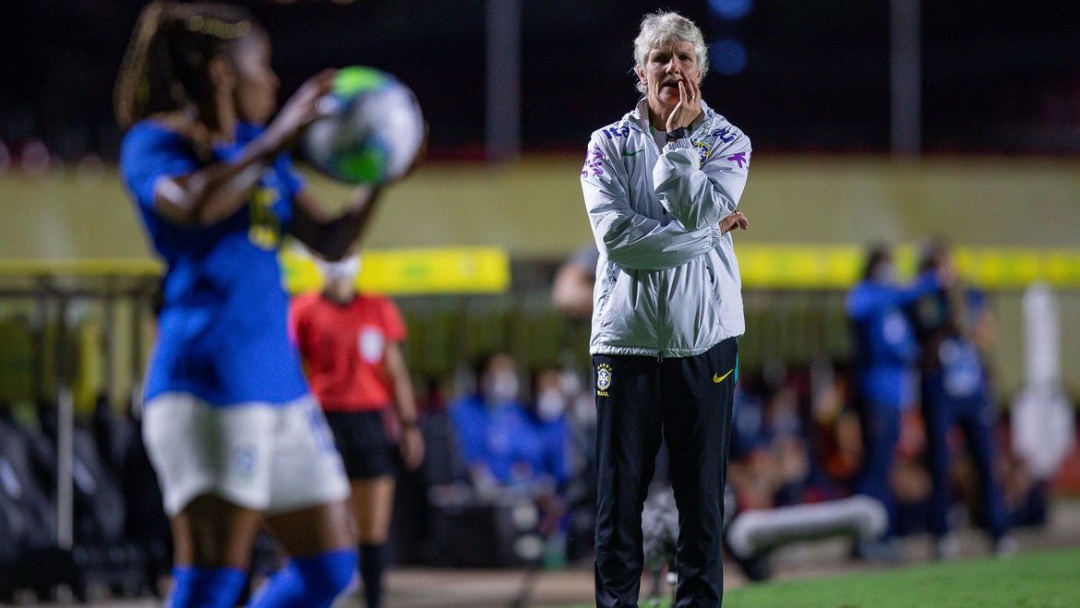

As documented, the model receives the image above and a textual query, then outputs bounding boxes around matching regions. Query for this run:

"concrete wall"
[3,155,1079,260]
[2,155,1078,399]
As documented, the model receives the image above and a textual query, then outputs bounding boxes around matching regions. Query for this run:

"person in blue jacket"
[846,244,942,558]
[113,3,416,606]
[912,240,1013,559]
[450,353,567,493]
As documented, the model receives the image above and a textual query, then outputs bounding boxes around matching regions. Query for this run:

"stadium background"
[1,0,1079,605]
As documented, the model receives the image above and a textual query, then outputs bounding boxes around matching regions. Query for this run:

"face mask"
[320,255,361,283]
[558,370,582,397]
[535,388,566,422]
[483,371,519,406]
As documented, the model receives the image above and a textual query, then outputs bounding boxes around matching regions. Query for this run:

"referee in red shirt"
[289,252,424,608]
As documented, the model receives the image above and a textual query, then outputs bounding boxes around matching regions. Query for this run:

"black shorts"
[323,410,394,480]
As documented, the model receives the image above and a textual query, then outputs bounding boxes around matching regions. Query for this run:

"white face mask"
[558,370,582,397]
[319,255,361,283]
[535,388,566,422]
[483,371,519,406]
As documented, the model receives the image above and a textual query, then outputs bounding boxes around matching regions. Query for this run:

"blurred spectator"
[890,409,933,538]
[767,371,812,506]
[912,240,1013,559]
[807,360,862,501]
[999,447,1049,529]
[449,353,562,494]
[728,368,812,510]
[526,366,575,566]
[728,374,778,511]
[525,367,572,493]
[552,243,600,321]
[555,364,602,563]
[846,244,943,559]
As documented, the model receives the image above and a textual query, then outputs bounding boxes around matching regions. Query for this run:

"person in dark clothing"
[912,240,1013,559]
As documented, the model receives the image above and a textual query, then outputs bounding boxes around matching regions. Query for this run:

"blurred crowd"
[0,239,1069,602]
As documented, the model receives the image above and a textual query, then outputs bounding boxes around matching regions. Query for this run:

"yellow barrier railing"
[2,245,1078,291]
[279,245,512,295]
[737,245,1080,289]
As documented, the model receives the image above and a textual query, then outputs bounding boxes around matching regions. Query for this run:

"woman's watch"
[666,127,690,142]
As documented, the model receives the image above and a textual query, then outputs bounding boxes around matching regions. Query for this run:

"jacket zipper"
[657,270,667,361]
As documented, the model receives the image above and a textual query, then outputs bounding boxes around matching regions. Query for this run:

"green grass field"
[564,547,1080,607]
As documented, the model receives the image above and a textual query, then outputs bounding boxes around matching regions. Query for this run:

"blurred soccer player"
[289,253,424,608]
[114,2,414,606]
[580,11,751,607]
[846,245,943,560]
[913,240,1013,559]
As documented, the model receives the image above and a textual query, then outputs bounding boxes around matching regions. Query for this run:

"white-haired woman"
[580,10,751,606]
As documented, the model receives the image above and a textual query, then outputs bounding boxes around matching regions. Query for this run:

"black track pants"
[593,337,737,608]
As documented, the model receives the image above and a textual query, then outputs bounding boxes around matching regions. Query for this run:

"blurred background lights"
[708,0,754,21]
[710,38,748,76]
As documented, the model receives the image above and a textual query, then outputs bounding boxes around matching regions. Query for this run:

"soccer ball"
[300,66,425,184]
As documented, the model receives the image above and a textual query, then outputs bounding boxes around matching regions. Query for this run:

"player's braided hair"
[114,1,256,129]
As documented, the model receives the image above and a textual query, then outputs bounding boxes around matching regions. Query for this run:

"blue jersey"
[120,120,309,406]
[846,272,939,409]
[915,287,991,400]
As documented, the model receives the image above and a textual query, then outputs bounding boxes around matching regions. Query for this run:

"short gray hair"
[632,11,709,94]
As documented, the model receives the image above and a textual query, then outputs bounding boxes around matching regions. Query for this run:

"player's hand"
[265,69,338,152]
[721,209,749,234]
[399,425,425,471]
[666,73,702,132]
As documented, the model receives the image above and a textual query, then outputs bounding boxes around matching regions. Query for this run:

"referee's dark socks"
[359,543,386,608]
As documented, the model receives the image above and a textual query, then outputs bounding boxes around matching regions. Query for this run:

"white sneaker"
[934,535,960,561]
[994,535,1018,558]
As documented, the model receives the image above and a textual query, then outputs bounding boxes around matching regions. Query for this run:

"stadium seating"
[0,402,166,602]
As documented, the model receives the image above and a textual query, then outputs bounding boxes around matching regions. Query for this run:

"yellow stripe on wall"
[279,246,512,295]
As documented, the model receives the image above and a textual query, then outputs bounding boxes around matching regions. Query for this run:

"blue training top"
[846,272,939,410]
[450,394,568,489]
[120,120,309,406]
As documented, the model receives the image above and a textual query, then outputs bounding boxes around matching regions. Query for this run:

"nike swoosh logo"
[713,369,733,384]
[622,149,645,157]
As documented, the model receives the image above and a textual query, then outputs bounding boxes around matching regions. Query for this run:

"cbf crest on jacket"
[581,99,751,358]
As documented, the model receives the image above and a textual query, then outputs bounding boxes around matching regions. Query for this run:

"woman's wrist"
[666,127,690,142]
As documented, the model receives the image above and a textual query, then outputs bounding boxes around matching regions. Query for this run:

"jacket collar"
[629,98,714,136]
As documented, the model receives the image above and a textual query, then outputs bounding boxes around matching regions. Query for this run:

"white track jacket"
[581,99,751,358]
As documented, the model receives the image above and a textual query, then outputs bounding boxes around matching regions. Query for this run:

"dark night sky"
[1,0,1078,160]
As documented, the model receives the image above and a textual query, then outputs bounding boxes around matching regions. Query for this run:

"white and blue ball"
[301,66,424,184]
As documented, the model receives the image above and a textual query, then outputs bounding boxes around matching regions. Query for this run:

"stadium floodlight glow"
[708,0,754,21]
[710,39,748,76]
